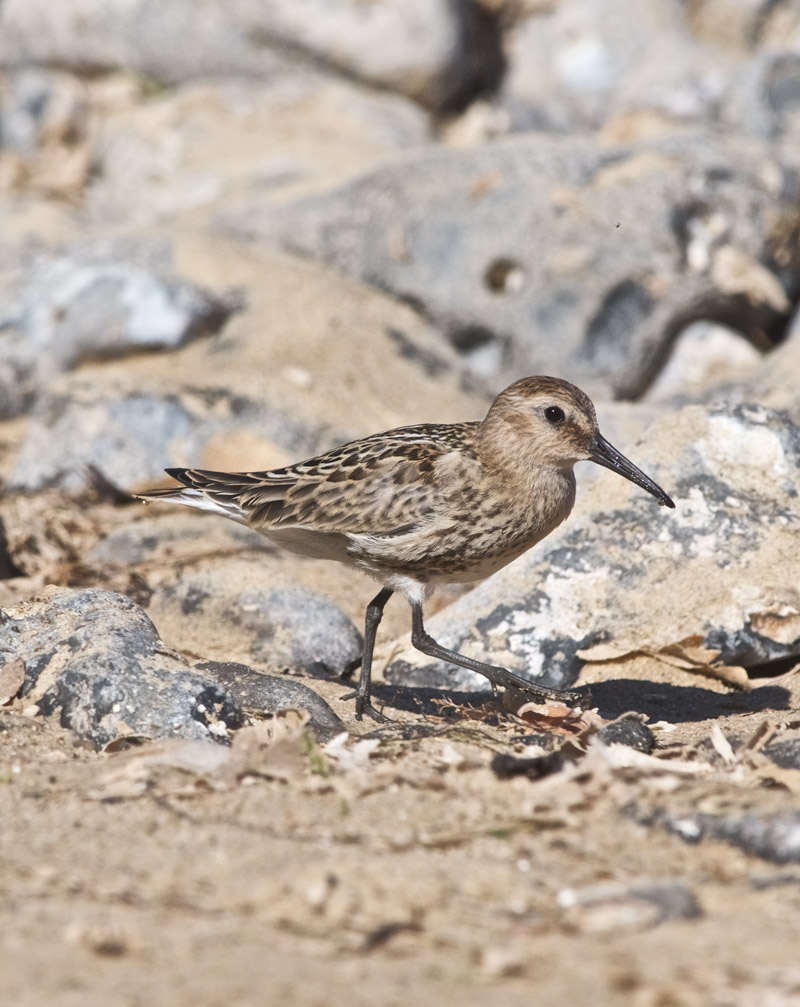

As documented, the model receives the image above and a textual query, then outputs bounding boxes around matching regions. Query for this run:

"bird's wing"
[153,423,479,538]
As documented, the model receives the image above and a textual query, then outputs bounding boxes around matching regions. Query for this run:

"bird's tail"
[133,468,249,522]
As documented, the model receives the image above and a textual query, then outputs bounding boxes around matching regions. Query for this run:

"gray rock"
[597,716,656,754]
[0,67,88,155]
[228,132,799,397]
[500,0,733,134]
[656,808,800,864]
[235,587,363,677]
[642,321,764,404]
[558,878,702,933]
[0,238,240,420]
[87,513,274,568]
[0,588,246,748]
[0,0,501,112]
[721,49,800,151]
[386,399,800,691]
[764,734,800,771]
[149,571,362,679]
[196,660,344,742]
[85,73,431,227]
[8,378,316,492]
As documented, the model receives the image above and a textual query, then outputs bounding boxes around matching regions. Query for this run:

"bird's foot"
[481,666,584,706]
[356,701,391,724]
[340,689,392,724]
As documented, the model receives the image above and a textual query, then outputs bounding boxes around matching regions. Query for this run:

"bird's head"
[481,376,675,508]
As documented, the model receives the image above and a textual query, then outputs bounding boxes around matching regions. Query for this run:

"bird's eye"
[544,406,566,424]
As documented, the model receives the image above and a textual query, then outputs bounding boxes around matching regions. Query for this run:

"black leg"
[340,655,362,681]
[351,587,393,722]
[409,602,582,705]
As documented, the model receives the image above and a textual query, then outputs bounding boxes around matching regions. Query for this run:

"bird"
[135,376,675,721]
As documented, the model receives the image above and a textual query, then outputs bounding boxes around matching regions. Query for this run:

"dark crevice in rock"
[0,519,24,580]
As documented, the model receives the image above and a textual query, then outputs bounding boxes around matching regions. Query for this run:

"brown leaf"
[576,642,641,663]
[578,635,750,689]
[514,700,592,736]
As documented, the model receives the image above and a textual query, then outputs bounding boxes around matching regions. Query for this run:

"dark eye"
[545,406,565,424]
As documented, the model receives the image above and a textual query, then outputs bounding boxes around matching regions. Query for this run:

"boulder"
[227,132,799,397]
[0,0,501,111]
[0,587,246,748]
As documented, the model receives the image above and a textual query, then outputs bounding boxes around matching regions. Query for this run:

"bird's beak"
[589,433,675,508]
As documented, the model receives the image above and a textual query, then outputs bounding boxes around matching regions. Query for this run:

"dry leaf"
[514,700,590,736]
[578,635,750,689]
[576,642,641,663]
[323,733,380,773]
[90,739,233,799]
[89,709,311,799]
[709,724,736,766]
[742,720,778,753]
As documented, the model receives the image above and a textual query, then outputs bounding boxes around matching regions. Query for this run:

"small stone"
[598,717,656,754]
[764,735,800,771]
[558,879,702,934]
[196,661,344,742]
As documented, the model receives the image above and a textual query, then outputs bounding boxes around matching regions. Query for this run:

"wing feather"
[142,423,480,538]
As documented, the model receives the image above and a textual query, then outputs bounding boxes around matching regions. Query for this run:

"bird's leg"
[340,655,362,681]
[347,587,393,722]
[409,602,583,705]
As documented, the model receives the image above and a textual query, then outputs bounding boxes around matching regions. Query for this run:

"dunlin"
[136,376,674,720]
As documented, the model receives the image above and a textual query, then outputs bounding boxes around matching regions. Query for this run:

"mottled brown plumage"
[136,376,675,720]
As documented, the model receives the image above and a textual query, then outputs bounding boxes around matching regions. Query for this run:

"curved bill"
[589,433,675,508]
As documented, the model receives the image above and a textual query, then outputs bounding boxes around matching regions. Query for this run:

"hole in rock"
[483,257,525,295]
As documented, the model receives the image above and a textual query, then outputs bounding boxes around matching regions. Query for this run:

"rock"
[0,237,240,420]
[764,734,800,771]
[686,0,789,50]
[8,379,299,492]
[4,236,478,493]
[499,0,733,135]
[0,0,501,112]
[86,512,276,569]
[0,587,246,748]
[557,879,702,933]
[643,321,764,403]
[148,568,362,679]
[0,67,88,156]
[736,303,800,421]
[597,716,656,754]
[236,587,363,677]
[721,50,800,151]
[386,399,800,692]
[85,73,431,227]
[229,132,800,397]
[656,808,800,864]
[196,660,344,742]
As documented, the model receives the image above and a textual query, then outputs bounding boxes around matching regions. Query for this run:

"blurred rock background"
[1,0,800,739]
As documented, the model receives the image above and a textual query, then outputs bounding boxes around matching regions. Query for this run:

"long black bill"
[589,433,675,508]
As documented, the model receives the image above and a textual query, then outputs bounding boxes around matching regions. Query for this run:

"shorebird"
[135,376,674,721]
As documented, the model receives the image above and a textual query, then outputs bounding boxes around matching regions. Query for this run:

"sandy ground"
[1,644,800,1007]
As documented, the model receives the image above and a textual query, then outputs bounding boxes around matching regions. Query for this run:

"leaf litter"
[577,634,750,688]
[89,709,312,799]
